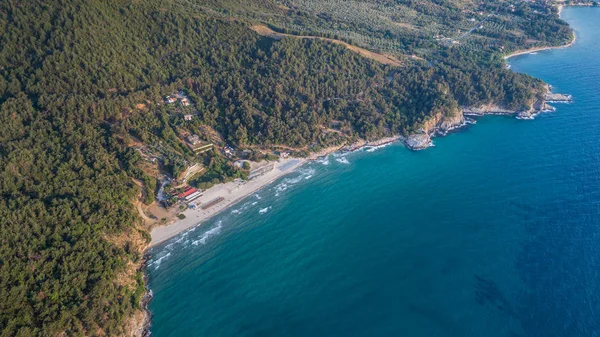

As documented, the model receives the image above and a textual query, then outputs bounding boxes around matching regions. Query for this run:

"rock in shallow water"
[404,133,432,150]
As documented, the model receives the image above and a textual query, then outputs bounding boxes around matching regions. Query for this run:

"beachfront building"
[184,191,202,202]
[177,186,197,198]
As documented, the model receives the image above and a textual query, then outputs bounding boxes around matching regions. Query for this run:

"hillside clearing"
[251,25,402,66]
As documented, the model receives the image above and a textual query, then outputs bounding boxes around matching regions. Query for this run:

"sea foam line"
[192,220,223,246]
[259,206,271,214]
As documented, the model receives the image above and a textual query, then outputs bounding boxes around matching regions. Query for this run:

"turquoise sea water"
[147,8,600,336]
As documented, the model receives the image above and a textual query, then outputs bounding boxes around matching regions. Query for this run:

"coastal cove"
[146,7,600,337]
[146,19,576,247]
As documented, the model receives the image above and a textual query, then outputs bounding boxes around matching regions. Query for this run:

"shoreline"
[148,157,307,247]
[503,35,576,60]
[139,99,561,333]
[139,135,400,335]
[147,136,401,248]
[504,6,576,60]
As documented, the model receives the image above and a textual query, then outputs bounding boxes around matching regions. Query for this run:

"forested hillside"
[0,0,571,336]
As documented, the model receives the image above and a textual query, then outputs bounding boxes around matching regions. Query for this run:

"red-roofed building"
[177,188,198,199]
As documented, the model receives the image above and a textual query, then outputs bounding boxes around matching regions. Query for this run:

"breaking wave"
[173,231,190,245]
[333,153,350,164]
[316,156,330,165]
[192,221,223,246]
[148,252,171,271]
[273,167,316,196]
[231,201,253,215]
[259,207,271,214]
[364,143,392,153]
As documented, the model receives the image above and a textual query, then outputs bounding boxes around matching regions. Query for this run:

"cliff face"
[462,104,518,116]
[404,108,465,150]
[123,308,150,337]
[422,108,466,134]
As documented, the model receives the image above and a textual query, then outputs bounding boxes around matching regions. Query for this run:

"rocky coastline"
[129,257,153,337]
[139,272,153,337]
[402,86,572,150]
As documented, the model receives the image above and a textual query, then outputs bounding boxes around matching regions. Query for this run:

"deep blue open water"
[147,8,600,336]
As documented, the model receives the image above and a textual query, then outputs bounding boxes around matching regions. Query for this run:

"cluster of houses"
[165,91,192,107]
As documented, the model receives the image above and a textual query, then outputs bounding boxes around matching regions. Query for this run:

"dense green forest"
[0,0,571,336]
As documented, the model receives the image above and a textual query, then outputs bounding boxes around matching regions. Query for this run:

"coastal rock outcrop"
[404,108,465,150]
[545,93,573,103]
[403,86,572,150]
[405,133,432,150]
[462,104,516,116]
[422,108,465,133]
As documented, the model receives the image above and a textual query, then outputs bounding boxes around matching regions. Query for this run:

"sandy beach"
[504,6,575,60]
[504,36,576,60]
[148,135,403,247]
[149,157,306,247]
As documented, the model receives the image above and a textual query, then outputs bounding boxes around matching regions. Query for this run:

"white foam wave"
[286,175,304,185]
[173,231,189,244]
[335,156,350,164]
[192,221,223,246]
[316,156,330,165]
[149,252,171,270]
[364,143,392,152]
[272,167,316,196]
[231,201,253,215]
[299,167,315,175]
[259,206,271,214]
[332,153,350,164]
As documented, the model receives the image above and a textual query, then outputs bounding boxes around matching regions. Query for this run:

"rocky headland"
[402,86,572,150]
